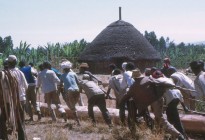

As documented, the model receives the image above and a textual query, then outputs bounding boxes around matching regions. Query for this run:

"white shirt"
[79,80,104,100]
[10,67,28,101]
[30,67,38,86]
[121,71,134,90]
[108,74,125,99]
[36,69,60,94]
[194,71,205,100]
[164,89,184,105]
[171,72,196,97]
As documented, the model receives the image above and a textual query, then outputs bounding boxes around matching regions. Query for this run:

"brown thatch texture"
[79,20,161,62]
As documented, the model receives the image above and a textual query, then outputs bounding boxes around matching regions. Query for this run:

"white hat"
[122,62,127,70]
[8,55,17,62]
[60,61,72,69]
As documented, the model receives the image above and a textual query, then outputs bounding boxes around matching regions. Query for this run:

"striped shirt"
[10,68,28,101]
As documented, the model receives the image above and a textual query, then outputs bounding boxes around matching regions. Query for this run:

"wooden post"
[38,101,205,134]
[119,7,122,20]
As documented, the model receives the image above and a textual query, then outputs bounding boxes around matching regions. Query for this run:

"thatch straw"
[79,20,160,62]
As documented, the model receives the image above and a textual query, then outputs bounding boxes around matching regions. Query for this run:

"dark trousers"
[166,98,186,136]
[119,101,126,125]
[88,94,112,125]
[127,100,154,129]
[127,99,136,127]
[17,104,27,140]
[26,85,41,118]
[119,100,138,126]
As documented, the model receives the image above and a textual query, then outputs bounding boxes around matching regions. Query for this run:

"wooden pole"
[38,102,205,134]
[119,7,122,20]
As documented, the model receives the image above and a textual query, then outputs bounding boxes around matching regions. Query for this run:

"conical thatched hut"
[78,19,161,74]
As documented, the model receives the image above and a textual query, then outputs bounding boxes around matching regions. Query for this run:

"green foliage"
[195,101,205,112]
[144,31,205,68]
[0,36,88,69]
[14,41,31,61]
[0,36,14,61]
[0,58,3,69]
[1,34,205,70]
[0,36,13,54]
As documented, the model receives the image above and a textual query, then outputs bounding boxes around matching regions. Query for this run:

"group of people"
[0,55,113,139]
[106,58,204,140]
[1,54,205,140]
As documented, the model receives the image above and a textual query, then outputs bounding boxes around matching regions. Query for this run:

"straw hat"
[132,69,144,78]
[80,63,89,68]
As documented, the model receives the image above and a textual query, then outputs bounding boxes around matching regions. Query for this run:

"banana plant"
[14,41,31,61]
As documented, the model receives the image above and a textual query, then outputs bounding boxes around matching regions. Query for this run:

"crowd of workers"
[0,55,205,140]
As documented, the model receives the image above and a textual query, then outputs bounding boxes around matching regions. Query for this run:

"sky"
[0,0,205,48]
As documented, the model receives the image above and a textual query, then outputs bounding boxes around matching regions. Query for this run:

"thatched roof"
[78,20,160,62]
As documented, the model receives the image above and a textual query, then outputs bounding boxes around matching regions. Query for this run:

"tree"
[14,41,31,61]
[0,37,3,53]
[0,36,13,56]
[158,37,166,53]
[144,31,158,47]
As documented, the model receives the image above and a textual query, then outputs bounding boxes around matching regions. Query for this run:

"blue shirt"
[20,66,35,84]
[60,71,79,92]
[51,67,62,78]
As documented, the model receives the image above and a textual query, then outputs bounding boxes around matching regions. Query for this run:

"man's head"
[29,62,34,67]
[38,63,44,71]
[150,67,158,76]
[199,60,204,71]
[125,62,135,71]
[132,69,144,79]
[167,67,177,78]
[79,63,89,74]
[144,68,151,76]
[7,55,17,68]
[3,59,9,70]
[112,69,121,75]
[163,57,171,68]
[19,60,26,68]
[190,61,203,76]
[109,63,117,71]
[121,62,127,71]
[152,70,164,79]
[43,61,52,69]
[163,57,170,64]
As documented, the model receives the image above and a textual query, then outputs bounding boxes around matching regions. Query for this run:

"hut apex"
[119,7,122,20]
